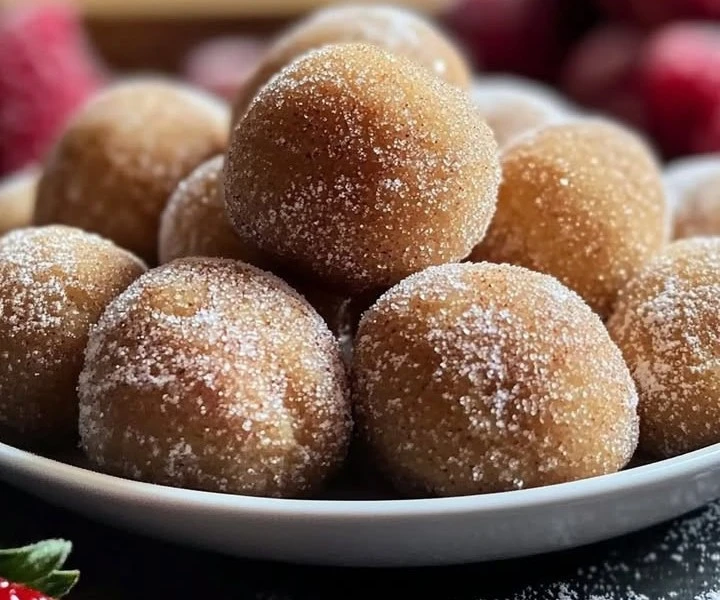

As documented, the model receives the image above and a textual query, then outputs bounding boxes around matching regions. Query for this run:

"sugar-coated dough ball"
[35,79,230,264]
[231,3,471,122]
[0,166,39,236]
[608,238,720,458]
[158,155,264,266]
[0,226,146,447]
[353,263,639,497]
[471,76,577,147]
[225,43,500,294]
[158,158,351,333]
[471,119,668,318]
[78,257,352,498]
[674,173,720,239]
[664,154,720,239]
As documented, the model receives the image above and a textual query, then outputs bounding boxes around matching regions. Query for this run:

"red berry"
[640,22,720,156]
[442,0,563,80]
[562,24,647,129]
[182,36,267,102]
[0,1,106,175]
[0,578,53,600]
[597,0,720,26]
[691,104,720,153]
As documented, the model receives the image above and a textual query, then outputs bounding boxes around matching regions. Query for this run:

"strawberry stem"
[0,540,79,598]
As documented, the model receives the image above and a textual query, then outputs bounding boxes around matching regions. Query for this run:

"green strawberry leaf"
[0,539,71,585]
[0,539,79,597]
[34,569,80,598]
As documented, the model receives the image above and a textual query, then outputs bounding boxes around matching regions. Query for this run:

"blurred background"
[0,0,719,178]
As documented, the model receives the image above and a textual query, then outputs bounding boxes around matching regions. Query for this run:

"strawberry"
[442,0,564,80]
[0,1,106,175]
[596,0,720,27]
[0,579,53,600]
[691,104,720,153]
[182,36,267,102]
[639,22,720,156]
[0,540,78,599]
[562,24,648,130]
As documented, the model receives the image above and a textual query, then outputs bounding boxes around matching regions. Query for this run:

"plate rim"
[2,441,720,518]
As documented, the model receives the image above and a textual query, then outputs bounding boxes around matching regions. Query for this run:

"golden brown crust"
[231,4,471,123]
[35,79,230,264]
[470,119,668,318]
[607,238,720,458]
[225,43,500,295]
[78,257,352,498]
[353,262,639,497]
[0,225,146,447]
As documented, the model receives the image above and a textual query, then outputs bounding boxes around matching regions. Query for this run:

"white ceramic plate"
[1,442,720,567]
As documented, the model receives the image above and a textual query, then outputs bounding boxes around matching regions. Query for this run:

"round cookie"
[471,75,577,147]
[0,166,39,236]
[78,257,352,498]
[353,262,639,497]
[0,225,146,447]
[663,154,720,239]
[35,78,230,264]
[607,237,720,458]
[470,118,668,318]
[225,43,500,295]
[231,3,471,122]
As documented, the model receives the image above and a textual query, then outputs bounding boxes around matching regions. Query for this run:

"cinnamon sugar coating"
[159,155,263,266]
[225,43,500,295]
[35,79,230,264]
[231,3,471,122]
[608,238,720,458]
[470,119,668,318]
[158,157,352,333]
[353,262,639,497]
[0,225,146,447]
[78,257,352,498]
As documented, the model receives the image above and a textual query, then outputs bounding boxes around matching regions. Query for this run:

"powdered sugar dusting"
[0,225,146,441]
[226,43,499,293]
[0,224,145,344]
[78,257,351,497]
[608,237,720,458]
[353,262,638,497]
[476,499,720,599]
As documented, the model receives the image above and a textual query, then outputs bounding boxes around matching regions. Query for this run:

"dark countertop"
[2,482,719,599]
